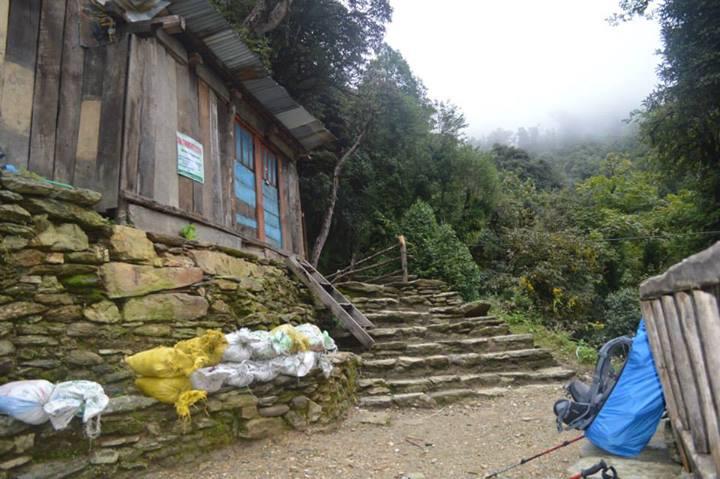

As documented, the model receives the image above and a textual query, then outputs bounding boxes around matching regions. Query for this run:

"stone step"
[362,333,535,358]
[351,292,465,311]
[365,308,498,328]
[358,366,575,396]
[361,348,556,378]
[357,387,508,409]
[369,319,510,342]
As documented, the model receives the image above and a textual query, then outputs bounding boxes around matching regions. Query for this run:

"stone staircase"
[337,279,575,408]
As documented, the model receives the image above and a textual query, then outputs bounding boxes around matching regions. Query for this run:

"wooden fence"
[640,241,720,477]
[328,235,409,284]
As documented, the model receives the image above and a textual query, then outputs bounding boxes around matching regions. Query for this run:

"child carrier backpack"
[554,335,633,431]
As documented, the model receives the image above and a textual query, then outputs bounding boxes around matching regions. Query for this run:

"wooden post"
[399,234,408,283]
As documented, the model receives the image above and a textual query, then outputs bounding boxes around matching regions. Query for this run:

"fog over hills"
[385,0,662,143]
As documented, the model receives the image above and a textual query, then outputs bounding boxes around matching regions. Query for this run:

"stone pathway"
[336,279,575,408]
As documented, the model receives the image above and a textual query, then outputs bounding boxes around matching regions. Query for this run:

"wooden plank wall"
[122,34,306,255]
[641,290,720,477]
[0,0,308,254]
[0,0,129,211]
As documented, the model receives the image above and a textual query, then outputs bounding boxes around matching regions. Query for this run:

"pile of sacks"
[0,380,109,438]
[190,323,337,394]
[125,330,227,419]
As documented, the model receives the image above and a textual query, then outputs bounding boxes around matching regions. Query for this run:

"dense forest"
[216,0,720,345]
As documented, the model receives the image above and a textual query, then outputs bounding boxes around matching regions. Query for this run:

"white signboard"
[176,132,204,183]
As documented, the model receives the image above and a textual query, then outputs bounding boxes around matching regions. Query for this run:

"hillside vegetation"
[219,0,720,346]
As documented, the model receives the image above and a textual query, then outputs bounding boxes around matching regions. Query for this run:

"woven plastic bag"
[0,380,55,425]
[175,330,227,369]
[125,346,197,378]
[190,366,234,394]
[134,377,206,418]
[295,324,336,352]
[225,329,274,360]
[270,325,310,355]
[43,380,109,438]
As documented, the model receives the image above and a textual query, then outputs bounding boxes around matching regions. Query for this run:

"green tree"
[401,201,483,300]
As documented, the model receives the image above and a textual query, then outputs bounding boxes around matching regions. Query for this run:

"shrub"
[401,201,482,300]
[602,287,641,341]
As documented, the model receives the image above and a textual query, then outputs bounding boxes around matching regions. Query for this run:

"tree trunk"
[243,0,293,35]
[310,132,365,267]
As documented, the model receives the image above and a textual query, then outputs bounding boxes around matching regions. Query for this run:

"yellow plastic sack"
[125,347,197,378]
[270,324,310,354]
[175,330,228,369]
[134,377,207,419]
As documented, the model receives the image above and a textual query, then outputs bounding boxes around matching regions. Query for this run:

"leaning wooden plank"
[651,299,690,430]
[286,256,374,348]
[0,0,41,169]
[54,0,84,182]
[151,44,179,207]
[640,302,686,438]
[691,290,720,474]
[28,0,67,178]
[676,292,720,475]
[96,34,130,211]
[73,46,106,190]
[121,35,145,194]
[661,295,710,454]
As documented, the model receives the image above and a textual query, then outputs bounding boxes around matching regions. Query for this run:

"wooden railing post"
[399,234,408,283]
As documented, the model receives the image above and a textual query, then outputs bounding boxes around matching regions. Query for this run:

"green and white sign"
[176,132,204,183]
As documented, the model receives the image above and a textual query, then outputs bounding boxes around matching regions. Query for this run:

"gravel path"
[149,383,584,479]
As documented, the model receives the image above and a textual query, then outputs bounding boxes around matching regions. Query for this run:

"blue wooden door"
[262,148,282,248]
[233,124,257,233]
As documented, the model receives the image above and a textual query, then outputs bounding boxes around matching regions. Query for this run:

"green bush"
[401,201,482,300]
[602,287,641,341]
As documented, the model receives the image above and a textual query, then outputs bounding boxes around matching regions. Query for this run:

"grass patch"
[490,299,597,371]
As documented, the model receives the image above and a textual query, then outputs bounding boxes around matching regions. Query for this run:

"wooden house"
[0,0,333,257]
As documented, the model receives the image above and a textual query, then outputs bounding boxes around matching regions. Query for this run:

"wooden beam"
[121,189,281,253]
[155,27,187,65]
[124,15,185,36]
[195,63,230,103]
[254,136,266,241]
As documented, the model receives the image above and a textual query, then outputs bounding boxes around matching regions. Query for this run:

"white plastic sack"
[43,380,109,438]
[225,329,274,360]
[222,343,252,363]
[273,351,317,377]
[190,366,233,393]
[224,363,254,388]
[294,324,325,352]
[0,380,55,425]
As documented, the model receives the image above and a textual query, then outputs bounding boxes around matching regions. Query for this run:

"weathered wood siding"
[121,34,305,255]
[0,0,128,211]
[0,1,307,255]
[640,241,720,478]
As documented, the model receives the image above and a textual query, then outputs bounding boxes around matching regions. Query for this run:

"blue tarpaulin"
[586,319,665,457]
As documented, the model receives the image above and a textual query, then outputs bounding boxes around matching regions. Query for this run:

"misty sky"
[385,0,662,139]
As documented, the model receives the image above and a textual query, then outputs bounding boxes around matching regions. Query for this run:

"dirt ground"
[150,383,585,479]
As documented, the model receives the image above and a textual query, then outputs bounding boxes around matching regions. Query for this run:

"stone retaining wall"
[0,172,359,477]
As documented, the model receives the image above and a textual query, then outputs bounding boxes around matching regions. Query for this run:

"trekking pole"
[483,434,585,479]
[568,459,618,479]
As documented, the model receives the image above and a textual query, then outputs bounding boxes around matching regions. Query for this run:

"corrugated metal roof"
[165,0,334,151]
